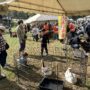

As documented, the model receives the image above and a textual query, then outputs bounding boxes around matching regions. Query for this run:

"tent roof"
[7,0,90,16]
[24,14,58,24]
[0,0,89,16]
[0,0,14,15]
[7,0,64,16]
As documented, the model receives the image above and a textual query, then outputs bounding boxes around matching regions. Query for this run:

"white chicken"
[65,68,77,84]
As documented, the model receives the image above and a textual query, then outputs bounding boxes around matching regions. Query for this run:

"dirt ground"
[0,34,89,90]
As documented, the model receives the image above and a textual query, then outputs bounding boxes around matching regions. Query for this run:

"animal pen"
[13,44,88,90]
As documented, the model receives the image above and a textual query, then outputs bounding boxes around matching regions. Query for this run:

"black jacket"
[41,34,48,44]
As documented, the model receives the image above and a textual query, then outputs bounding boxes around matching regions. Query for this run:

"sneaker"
[85,53,89,57]
[0,74,6,80]
[1,73,6,77]
[4,64,10,69]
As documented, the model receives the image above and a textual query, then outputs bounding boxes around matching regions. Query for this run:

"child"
[41,29,49,56]
[19,52,28,65]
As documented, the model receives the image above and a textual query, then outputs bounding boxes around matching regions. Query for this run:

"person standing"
[43,22,49,31]
[0,25,9,79]
[9,28,12,37]
[67,22,80,49]
[32,25,39,42]
[41,29,49,56]
[53,23,58,40]
[17,20,26,56]
[43,22,49,43]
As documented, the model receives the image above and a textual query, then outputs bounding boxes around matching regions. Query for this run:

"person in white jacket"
[32,25,39,42]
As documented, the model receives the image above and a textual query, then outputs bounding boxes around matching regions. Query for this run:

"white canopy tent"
[24,14,58,24]
[7,0,90,16]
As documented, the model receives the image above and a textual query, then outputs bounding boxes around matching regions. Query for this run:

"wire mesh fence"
[13,45,88,89]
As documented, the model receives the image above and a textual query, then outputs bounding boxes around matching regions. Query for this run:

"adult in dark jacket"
[41,29,49,56]
[0,25,9,79]
[68,32,80,49]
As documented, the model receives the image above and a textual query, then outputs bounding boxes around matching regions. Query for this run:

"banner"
[58,16,67,40]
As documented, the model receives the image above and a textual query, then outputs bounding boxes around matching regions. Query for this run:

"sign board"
[58,16,67,40]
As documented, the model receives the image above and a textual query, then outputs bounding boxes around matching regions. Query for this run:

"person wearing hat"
[0,25,9,79]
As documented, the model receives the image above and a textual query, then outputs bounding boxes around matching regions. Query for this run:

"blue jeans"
[53,33,58,40]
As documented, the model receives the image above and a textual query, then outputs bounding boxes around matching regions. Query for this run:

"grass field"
[0,33,89,90]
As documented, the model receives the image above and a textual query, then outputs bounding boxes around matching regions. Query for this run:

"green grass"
[2,34,19,82]
[4,34,19,65]
[11,27,17,32]
[0,33,90,90]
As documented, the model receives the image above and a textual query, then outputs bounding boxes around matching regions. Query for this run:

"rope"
[57,0,67,15]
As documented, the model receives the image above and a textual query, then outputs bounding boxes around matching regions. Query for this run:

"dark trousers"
[35,35,39,42]
[0,51,7,67]
[47,36,49,43]
[33,35,38,42]
[19,40,26,51]
[46,33,49,43]
[41,43,48,55]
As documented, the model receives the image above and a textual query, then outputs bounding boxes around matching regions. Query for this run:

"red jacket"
[53,25,58,34]
[69,23,75,32]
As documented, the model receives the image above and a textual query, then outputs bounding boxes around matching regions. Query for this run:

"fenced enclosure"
[13,44,88,90]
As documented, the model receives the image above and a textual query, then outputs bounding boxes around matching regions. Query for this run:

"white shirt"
[32,27,39,35]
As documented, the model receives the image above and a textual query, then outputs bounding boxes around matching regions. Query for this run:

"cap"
[0,25,6,32]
